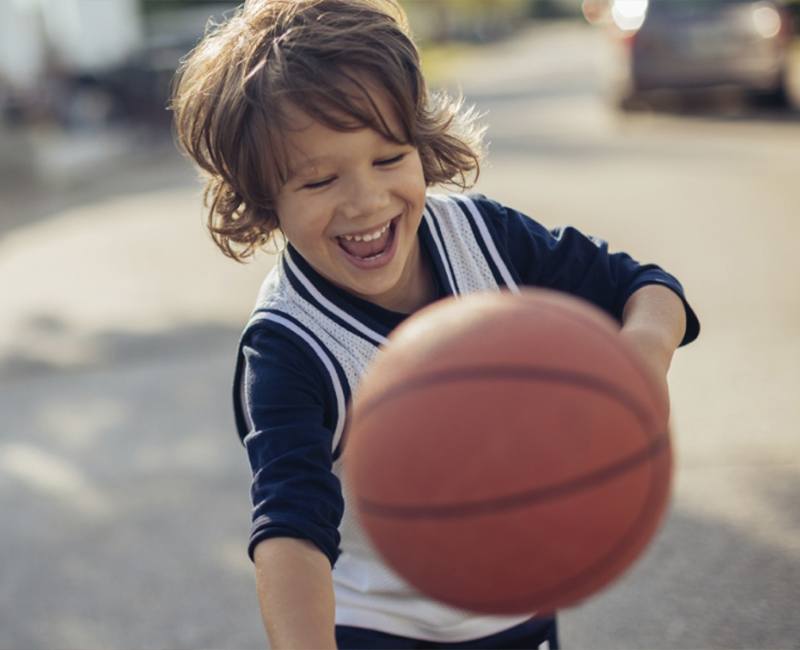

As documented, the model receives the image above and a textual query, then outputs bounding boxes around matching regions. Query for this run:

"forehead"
[274,79,406,175]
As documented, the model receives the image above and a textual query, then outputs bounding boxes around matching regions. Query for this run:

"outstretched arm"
[620,284,687,412]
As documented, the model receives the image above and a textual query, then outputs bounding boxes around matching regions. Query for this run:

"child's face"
[274,89,428,312]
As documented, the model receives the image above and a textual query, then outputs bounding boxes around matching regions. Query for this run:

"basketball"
[344,288,672,614]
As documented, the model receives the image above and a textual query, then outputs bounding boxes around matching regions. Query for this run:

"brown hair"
[171,0,485,261]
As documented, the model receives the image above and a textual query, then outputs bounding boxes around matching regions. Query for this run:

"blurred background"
[1,1,799,648]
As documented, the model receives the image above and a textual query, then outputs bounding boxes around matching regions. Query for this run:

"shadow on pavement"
[1,314,798,650]
[0,138,195,240]
[0,331,262,650]
[0,317,242,383]
[564,470,800,649]
[616,88,800,125]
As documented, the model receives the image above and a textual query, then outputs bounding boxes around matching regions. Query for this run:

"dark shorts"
[335,616,559,649]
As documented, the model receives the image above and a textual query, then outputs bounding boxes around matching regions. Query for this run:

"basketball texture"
[345,288,672,614]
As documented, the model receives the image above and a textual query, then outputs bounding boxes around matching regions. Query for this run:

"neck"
[374,239,437,314]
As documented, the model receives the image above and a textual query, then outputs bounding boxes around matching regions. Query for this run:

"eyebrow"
[287,158,332,179]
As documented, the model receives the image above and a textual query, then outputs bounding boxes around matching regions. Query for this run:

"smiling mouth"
[337,217,398,261]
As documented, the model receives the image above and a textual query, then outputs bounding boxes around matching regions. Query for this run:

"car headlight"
[752,3,782,39]
[611,0,649,32]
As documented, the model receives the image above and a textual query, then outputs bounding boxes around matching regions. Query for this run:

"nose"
[338,169,390,221]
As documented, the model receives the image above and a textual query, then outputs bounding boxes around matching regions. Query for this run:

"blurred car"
[605,0,795,108]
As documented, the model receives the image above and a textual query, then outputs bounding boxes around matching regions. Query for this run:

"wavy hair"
[171,0,485,261]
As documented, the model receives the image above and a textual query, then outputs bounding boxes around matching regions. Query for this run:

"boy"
[171,1,699,648]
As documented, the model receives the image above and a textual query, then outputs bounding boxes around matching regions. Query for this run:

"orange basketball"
[344,288,672,614]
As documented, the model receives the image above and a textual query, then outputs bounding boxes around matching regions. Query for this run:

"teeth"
[341,221,390,242]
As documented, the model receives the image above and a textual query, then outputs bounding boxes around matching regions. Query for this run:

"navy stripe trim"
[249,308,351,458]
[281,253,388,347]
[452,196,507,287]
[424,206,460,295]
[418,213,456,298]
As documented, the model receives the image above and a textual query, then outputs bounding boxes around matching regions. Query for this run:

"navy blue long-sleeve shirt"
[237,194,700,565]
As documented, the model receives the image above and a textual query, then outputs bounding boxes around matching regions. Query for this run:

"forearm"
[253,537,337,650]
[621,284,687,376]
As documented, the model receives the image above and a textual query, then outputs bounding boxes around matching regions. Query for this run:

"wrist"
[619,325,675,378]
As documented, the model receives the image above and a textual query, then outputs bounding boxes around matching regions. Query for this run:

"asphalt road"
[1,22,798,650]
[450,24,800,650]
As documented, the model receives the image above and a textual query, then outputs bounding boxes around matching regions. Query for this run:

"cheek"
[412,149,430,185]
[276,197,327,244]
[403,156,427,199]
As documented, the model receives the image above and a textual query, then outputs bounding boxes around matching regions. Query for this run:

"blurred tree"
[403,0,531,43]
[141,0,236,15]
[527,0,581,19]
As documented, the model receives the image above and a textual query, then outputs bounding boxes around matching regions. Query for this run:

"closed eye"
[375,153,406,167]
[302,177,336,190]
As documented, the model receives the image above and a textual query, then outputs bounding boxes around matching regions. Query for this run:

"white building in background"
[0,0,144,181]
[0,0,47,92]
[0,0,143,91]
[38,0,143,72]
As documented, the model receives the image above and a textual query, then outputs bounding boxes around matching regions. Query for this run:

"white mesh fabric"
[426,193,512,294]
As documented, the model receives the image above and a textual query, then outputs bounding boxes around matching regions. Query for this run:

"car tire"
[753,85,790,108]
[751,68,791,108]
[613,90,647,112]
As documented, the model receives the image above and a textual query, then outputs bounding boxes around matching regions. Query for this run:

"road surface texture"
[1,22,798,650]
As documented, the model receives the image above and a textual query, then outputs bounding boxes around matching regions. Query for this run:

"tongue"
[339,227,390,259]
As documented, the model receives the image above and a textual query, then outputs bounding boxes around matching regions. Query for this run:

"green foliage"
[402,0,534,43]
[140,0,237,16]
[403,0,528,16]
[527,0,581,19]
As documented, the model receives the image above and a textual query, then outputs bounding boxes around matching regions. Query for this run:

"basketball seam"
[355,365,656,435]
[510,294,664,411]
[358,433,668,518]
[433,444,671,612]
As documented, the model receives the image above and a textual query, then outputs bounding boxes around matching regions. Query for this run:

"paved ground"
[1,22,798,650]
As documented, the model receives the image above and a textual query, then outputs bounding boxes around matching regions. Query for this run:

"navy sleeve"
[471,195,700,346]
[240,326,344,566]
